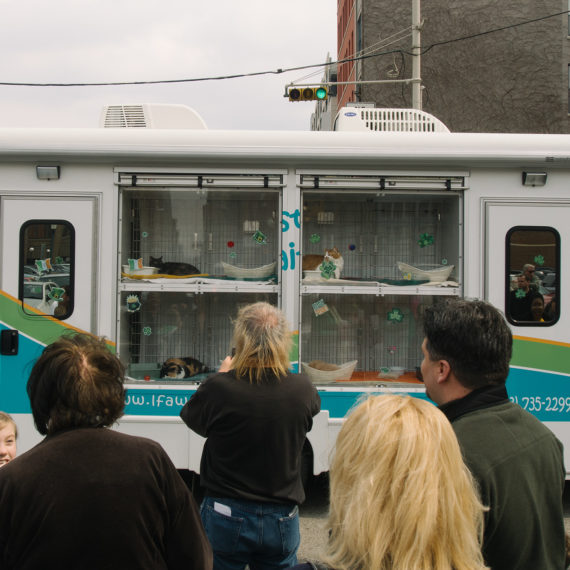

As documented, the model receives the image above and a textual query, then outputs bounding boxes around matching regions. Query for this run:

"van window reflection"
[19,221,74,319]
[506,227,559,325]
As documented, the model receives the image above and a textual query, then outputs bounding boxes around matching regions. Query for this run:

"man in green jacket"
[420,298,566,570]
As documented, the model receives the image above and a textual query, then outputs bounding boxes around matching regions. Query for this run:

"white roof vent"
[335,107,449,133]
[100,104,207,129]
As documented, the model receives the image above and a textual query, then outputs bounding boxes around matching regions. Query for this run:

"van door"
[0,196,98,332]
[485,199,570,469]
[484,199,567,336]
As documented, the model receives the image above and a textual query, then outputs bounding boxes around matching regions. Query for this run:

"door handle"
[1,329,19,355]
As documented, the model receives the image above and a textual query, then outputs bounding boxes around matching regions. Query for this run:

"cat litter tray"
[122,265,159,276]
[222,261,276,279]
[397,262,454,283]
[301,360,358,384]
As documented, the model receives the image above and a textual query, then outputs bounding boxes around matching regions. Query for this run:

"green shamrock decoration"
[534,254,545,266]
[515,289,527,299]
[310,234,321,244]
[143,326,152,336]
[418,233,434,248]
[387,308,404,323]
[320,260,336,279]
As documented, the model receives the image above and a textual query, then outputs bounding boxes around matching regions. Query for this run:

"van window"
[506,227,559,325]
[19,221,74,319]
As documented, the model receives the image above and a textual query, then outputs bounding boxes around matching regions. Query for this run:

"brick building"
[336,0,570,133]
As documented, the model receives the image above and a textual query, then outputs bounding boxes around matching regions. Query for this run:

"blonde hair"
[230,302,291,384]
[323,395,487,570]
[0,412,17,439]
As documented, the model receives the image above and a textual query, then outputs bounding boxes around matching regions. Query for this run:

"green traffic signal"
[315,87,327,100]
[288,86,328,102]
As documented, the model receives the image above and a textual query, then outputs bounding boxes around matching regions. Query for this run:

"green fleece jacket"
[442,387,566,570]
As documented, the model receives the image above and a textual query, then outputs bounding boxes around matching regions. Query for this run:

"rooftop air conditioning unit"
[334,107,449,133]
[100,104,207,129]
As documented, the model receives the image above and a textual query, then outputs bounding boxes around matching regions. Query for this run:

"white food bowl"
[397,262,454,282]
[122,265,159,276]
[301,360,357,384]
[222,261,276,279]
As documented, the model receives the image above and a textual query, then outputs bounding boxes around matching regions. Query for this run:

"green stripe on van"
[0,290,115,352]
[512,336,570,375]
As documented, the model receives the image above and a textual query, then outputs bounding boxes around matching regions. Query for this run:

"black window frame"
[505,225,560,326]
[18,219,75,320]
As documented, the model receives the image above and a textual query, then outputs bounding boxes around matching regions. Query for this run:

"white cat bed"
[222,261,276,279]
[303,270,324,281]
[301,360,357,384]
[122,265,159,276]
[397,262,454,283]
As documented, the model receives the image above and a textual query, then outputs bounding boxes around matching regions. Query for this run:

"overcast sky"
[0,0,337,130]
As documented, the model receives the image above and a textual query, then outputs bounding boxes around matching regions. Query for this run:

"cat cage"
[116,173,282,381]
[299,174,463,384]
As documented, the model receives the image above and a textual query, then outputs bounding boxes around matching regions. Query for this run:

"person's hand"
[219,355,233,372]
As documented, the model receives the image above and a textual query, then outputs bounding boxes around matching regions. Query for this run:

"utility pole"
[411,0,422,110]
[286,0,423,107]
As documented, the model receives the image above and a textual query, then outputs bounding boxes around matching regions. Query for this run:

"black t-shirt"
[180,370,321,504]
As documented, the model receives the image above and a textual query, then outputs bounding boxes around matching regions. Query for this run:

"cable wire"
[0,9,567,88]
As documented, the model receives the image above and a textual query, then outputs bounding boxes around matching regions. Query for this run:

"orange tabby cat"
[302,246,344,279]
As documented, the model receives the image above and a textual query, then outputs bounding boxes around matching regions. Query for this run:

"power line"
[0,9,567,88]
[419,8,568,55]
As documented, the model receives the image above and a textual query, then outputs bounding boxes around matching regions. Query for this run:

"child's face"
[0,424,17,466]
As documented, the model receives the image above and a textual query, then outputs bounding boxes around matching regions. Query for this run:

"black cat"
[159,357,211,379]
[149,255,200,276]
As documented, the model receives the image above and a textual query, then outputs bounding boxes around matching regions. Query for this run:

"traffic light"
[288,86,328,102]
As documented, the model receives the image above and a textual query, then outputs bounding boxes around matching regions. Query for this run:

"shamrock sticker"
[312,299,329,316]
[387,308,404,323]
[143,326,152,336]
[48,287,65,301]
[418,233,434,248]
[126,294,141,313]
[252,230,267,245]
[319,260,336,279]
[309,234,321,244]
[534,254,545,266]
[515,289,527,299]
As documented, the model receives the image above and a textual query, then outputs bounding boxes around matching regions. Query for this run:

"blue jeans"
[200,496,300,570]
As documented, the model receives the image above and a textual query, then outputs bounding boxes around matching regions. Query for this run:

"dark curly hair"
[27,333,126,435]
